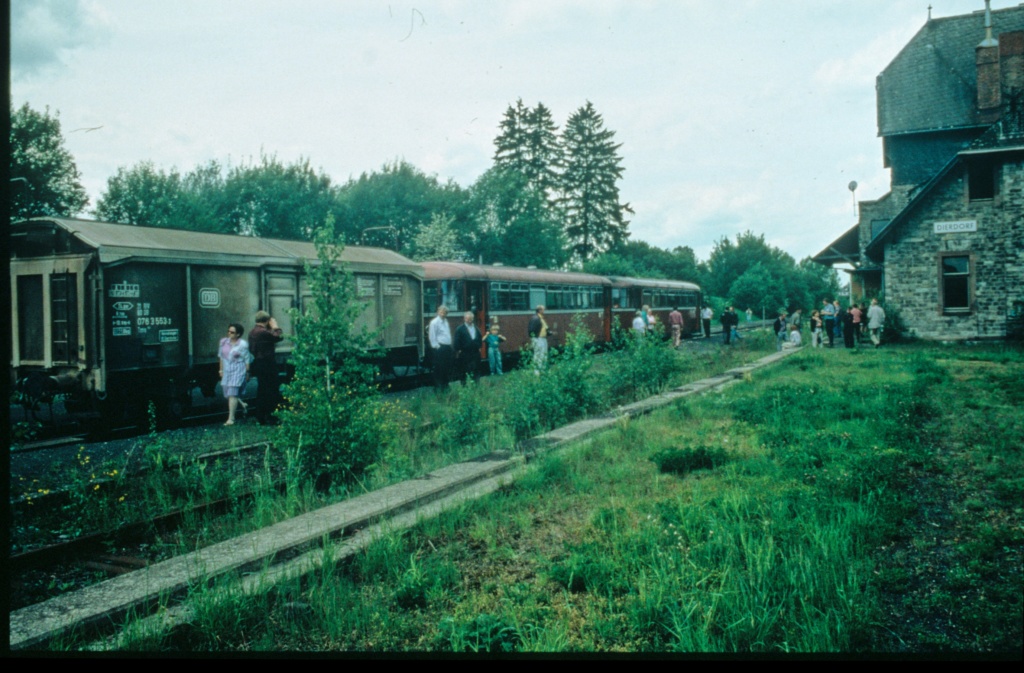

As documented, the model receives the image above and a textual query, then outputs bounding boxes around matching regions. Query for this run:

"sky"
[10,0,1019,263]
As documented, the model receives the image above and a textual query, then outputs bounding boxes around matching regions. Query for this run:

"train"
[9,217,701,427]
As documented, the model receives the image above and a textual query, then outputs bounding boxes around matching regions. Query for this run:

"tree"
[727,263,787,319]
[462,167,569,269]
[412,212,465,261]
[275,217,405,487]
[560,102,631,262]
[585,240,700,281]
[335,160,466,254]
[703,231,794,299]
[9,102,88,221]
[94,162,186,228]
[222,153,339,240]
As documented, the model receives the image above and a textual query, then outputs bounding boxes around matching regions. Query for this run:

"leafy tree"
[94,162,187,227]
[222,153,338,240]
[275,217,406,487]
[560,102,631,262]
[703,231,794,299]
[462,167,568,269]
[9,102,88,221]
[412,212,465,261]
[585,240,700,281]
[727,263,787,319]
[335,160,466,254]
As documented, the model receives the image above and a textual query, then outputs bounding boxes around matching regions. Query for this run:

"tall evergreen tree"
[560,102,631,262]
[493,99,530,174]
[523,102,563,204]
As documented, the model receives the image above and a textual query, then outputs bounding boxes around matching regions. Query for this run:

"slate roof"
[877,4,1024,137]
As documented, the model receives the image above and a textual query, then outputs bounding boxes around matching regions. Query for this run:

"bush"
[651,446,730,475]
[276,219,406,487]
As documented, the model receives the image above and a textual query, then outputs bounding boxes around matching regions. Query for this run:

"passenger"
[786,324,802,348]
[867,298,886,348]
[528,305,549,374]
[453,311,482,385]
[721,305,738,344]
[832,300,843,345]
[701,305,713,339]
[219,323,251,426]
[745,307,754,322]
[840,304,856,349]
[641,304,652,329]
[428,306,453,391]
[484,324,506,375]
[773,310,788,352]
[668,306,684,348]
[810,310,823,348]
[250,310,283,425]
[849,303,863,342]
[822,299,836,348]
[632,310,647,336]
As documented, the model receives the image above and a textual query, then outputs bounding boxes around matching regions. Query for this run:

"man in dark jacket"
[250,310,284,425]
[453,311,482,384]
[721,306,739,344]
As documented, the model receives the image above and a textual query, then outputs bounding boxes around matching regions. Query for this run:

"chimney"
[1000,31,1024,95]
[977,0,1001,122]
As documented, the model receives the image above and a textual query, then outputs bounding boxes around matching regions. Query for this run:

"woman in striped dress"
[219,323,252,426]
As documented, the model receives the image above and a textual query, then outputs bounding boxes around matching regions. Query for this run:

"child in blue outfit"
[484,324,506,375]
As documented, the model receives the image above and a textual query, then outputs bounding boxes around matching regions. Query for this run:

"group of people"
[216,310,284,426]
[771,298,886,351]
[428,305,511,390]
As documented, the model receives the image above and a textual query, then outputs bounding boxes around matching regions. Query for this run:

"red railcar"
[421,262,702,370]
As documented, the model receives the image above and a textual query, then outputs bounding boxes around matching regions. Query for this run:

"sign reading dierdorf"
[934,220,977,234]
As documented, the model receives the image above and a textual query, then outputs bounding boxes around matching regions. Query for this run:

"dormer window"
[967,157,998,201]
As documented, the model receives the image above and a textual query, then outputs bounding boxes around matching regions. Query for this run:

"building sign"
[383,276,404,296]
[934,220,977,234]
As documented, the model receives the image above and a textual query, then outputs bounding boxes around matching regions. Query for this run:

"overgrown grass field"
[110,342,1023,653]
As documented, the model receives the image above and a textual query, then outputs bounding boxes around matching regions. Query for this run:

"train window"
[18,275,45,362]
[530,286,546,311]
[546,286,562,310]
[50,273,77,364]
[440,280,462,312]
[510,283,529,311]
[611,288,627,309]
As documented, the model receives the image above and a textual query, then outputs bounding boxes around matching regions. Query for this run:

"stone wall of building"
[882,157,1024,340]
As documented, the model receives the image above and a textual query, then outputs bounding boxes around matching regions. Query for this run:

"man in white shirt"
[428,306,453,390]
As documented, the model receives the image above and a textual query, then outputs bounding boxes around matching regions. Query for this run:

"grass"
[90,341,1023,653]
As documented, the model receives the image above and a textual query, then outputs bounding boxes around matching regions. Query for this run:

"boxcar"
[10,218,424,424]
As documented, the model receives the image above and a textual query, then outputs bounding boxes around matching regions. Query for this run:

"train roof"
[606,275,701,292]
[10,218,423,277]
[422,261,611,286]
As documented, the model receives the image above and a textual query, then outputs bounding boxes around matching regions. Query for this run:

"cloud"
[10,0,110,79]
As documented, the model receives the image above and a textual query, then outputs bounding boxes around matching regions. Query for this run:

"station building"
[813,3,1024,340]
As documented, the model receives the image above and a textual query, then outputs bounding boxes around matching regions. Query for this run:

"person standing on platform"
[528,305,549,374]
[701,305,713,339]
[867,298,886,348]
[821,299,836,348]
[669,306,684,348]
[428,306,453,390]
[453,311,482,384]
[250,310,283,425]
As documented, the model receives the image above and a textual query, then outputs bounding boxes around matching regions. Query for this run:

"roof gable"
[877,5,1024,136]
